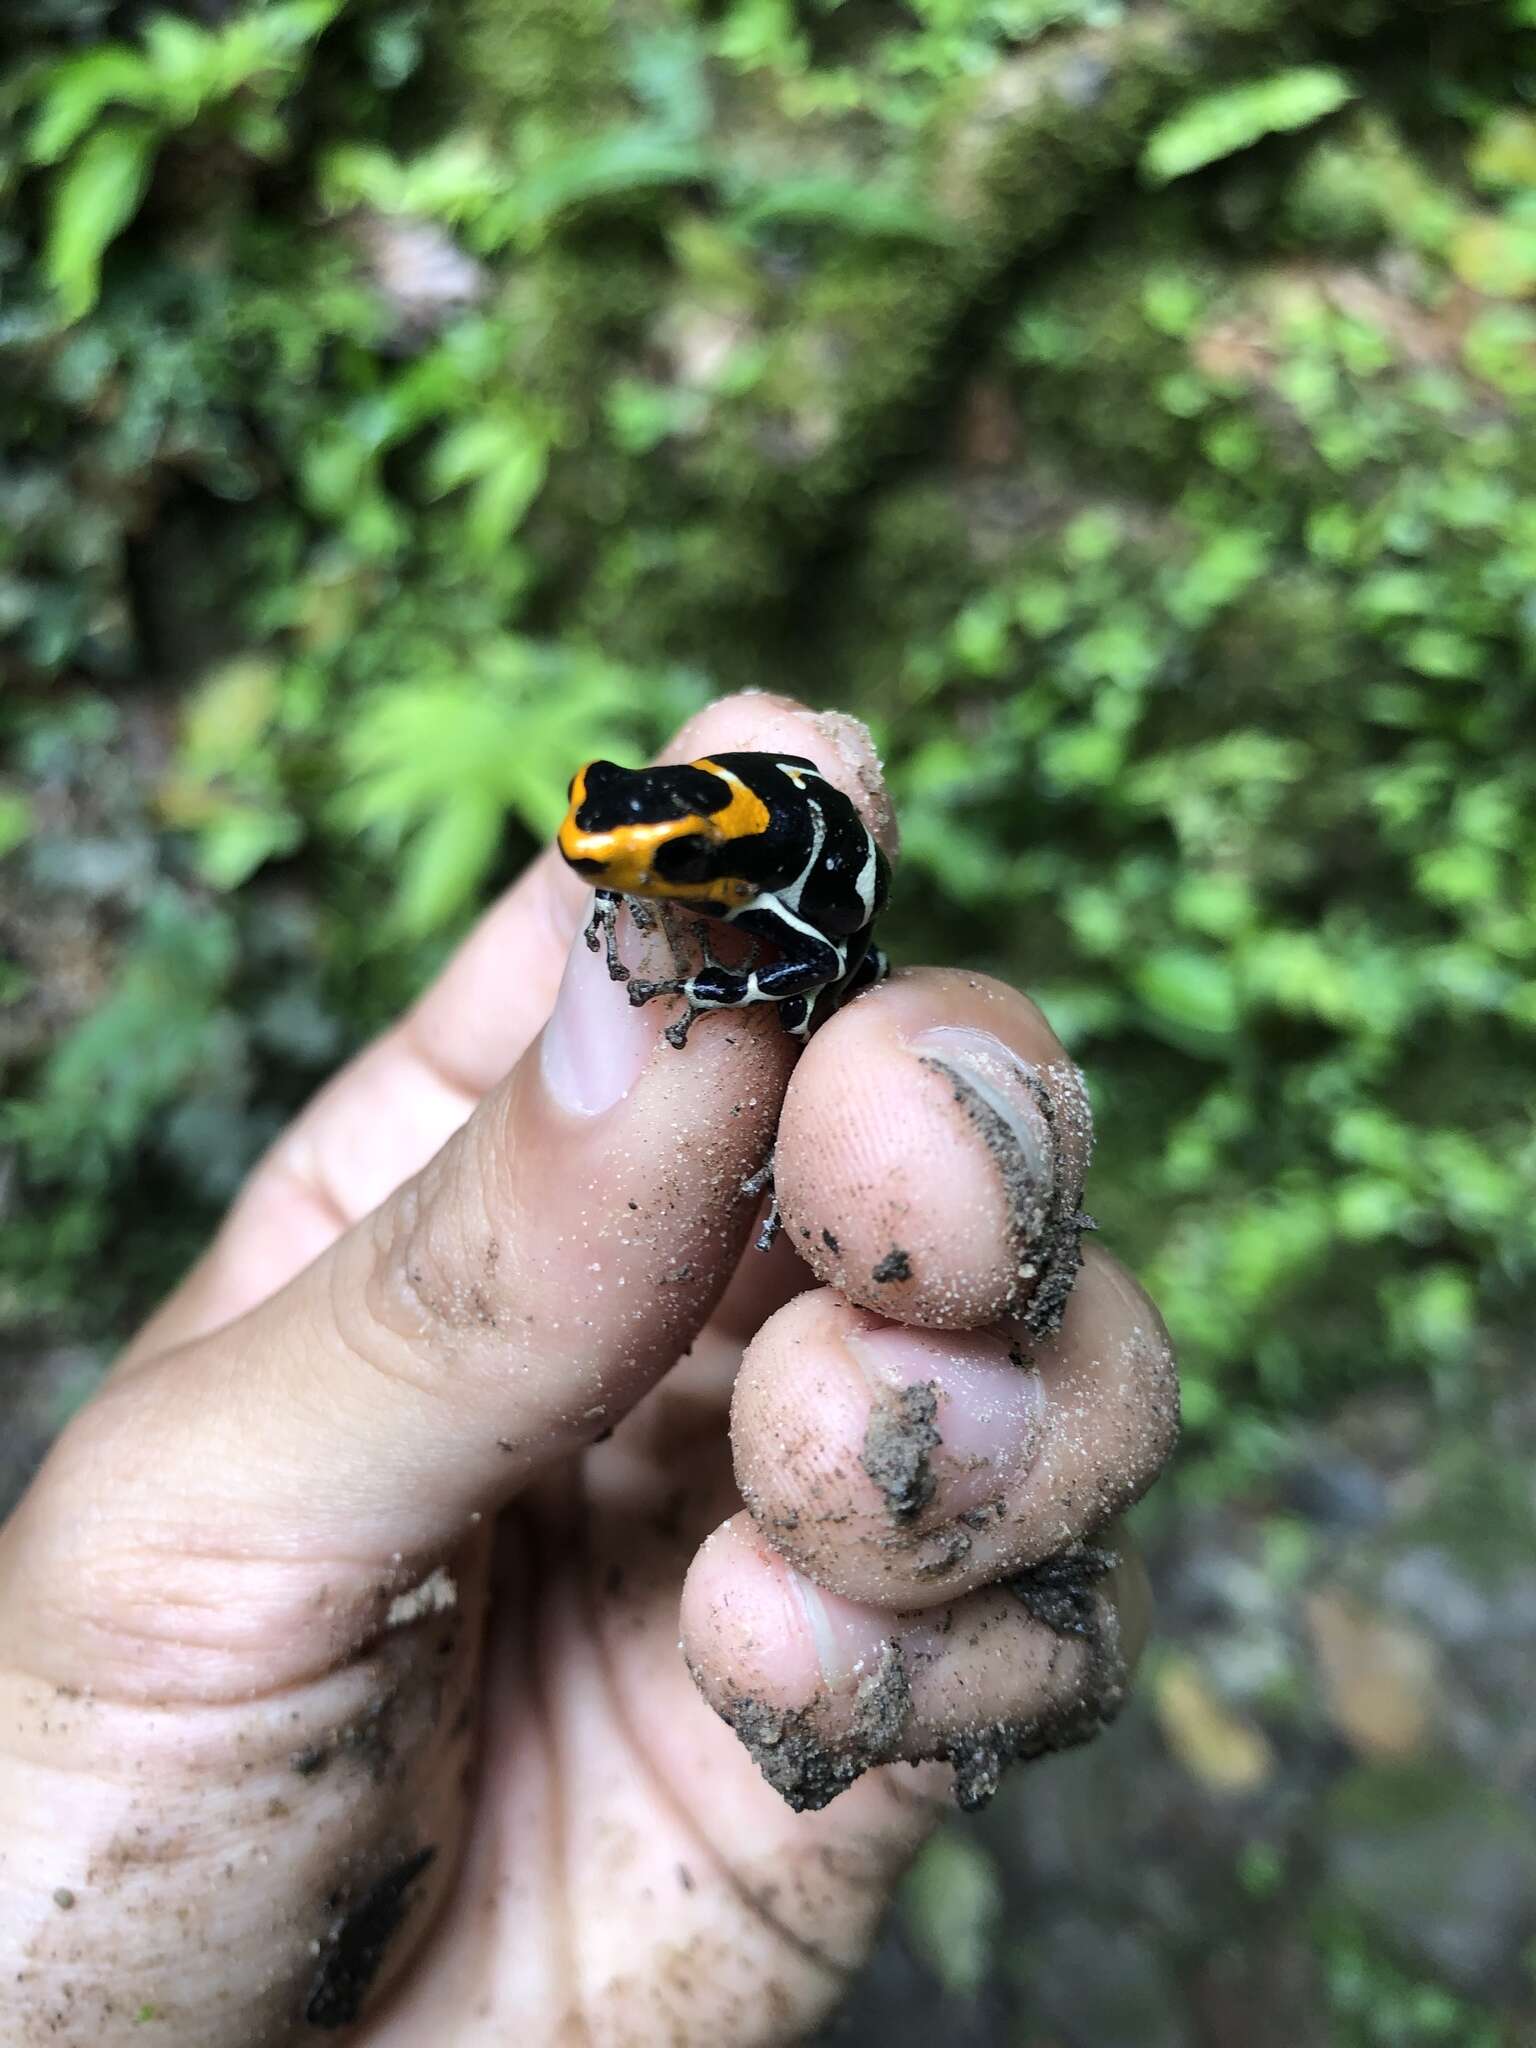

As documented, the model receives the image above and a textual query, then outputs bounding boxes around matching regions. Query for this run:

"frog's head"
[557,757,768,905]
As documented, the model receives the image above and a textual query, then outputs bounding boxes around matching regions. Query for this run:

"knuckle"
[357,1118,515,1372]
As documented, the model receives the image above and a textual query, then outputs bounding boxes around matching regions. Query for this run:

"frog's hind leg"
[689,916,762,985]
[842,942,889,1001]
[775,939,883,1045]
[775,992,816,1043]
[625,976,715,1050]
[741,1146,783,1252]
[631,920,768,1050]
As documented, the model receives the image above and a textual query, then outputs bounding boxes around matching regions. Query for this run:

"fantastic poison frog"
[557,752,890,1050]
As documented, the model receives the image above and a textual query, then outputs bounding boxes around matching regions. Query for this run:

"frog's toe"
[627,976,682,1007]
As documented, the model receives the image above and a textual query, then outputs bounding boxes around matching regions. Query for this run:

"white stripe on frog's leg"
[628,893,851,1046]
[584,889,614,949]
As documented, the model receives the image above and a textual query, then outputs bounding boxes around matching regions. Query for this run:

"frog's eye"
[654,833,714,884]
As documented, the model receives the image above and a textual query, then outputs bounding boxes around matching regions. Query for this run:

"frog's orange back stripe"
[692,757,772,844]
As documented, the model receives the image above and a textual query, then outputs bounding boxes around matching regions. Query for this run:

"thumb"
[0,890,795,1702]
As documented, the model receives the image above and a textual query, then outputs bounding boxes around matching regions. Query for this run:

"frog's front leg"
[583,888,630,983]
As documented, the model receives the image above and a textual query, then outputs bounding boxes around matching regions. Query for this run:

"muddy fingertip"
[681,1514,1135,1817]
[776,971,1094,1331]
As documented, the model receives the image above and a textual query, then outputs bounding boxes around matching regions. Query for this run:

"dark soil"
[723,1697,868,1815]
[726,1636,916,1813]
[304,1845,437,2031]
[1006,1545,1118,1639]
[861,1381,942,1523]
[918,1053,1089,1339]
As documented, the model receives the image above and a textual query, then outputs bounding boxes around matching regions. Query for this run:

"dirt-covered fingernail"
[684,1512,1132,1815]
[909,1025,1053,1200]
[908,1023,1091,1336]
[786,1566,896,1687]
[844,1322,1045,1520]
[539,909,667,1117]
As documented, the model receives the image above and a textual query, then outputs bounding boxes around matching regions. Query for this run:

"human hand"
[0,694,1177,2045]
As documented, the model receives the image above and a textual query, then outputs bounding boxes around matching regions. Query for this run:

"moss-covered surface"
[3,2,1535,2030]
[6,0,1534,1446]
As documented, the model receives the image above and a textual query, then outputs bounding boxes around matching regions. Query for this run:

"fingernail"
[786,1567,896,1688]
[539,914,664,1118]
[910,1022,1057,1220]
[844,1322,1046,1514]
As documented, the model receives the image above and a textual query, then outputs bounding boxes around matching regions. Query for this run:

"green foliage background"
[3,0,1535,1490]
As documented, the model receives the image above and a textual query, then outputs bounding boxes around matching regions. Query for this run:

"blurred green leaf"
[43,116,157,318]
[902,1831,1001,1999]
[511,130,713,237]
[319,135,504,223]
[27,47,152,163]
[429,415,549,553]
[179,658,282,769]
[191,803,304,890]
[8,891,238,1169]
[31,0,342,163]
[336,642,694,934]
[158,659,303,888]
[1449,213,1536,300]
[388,794,507,938]
[1133,948,1239,1042]
[732,175,955,245]
[1143,69,1356,185]
[0,792,35,860]
[1467,111,1536,192]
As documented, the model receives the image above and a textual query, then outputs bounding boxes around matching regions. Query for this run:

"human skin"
[0,693,1178,2045]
